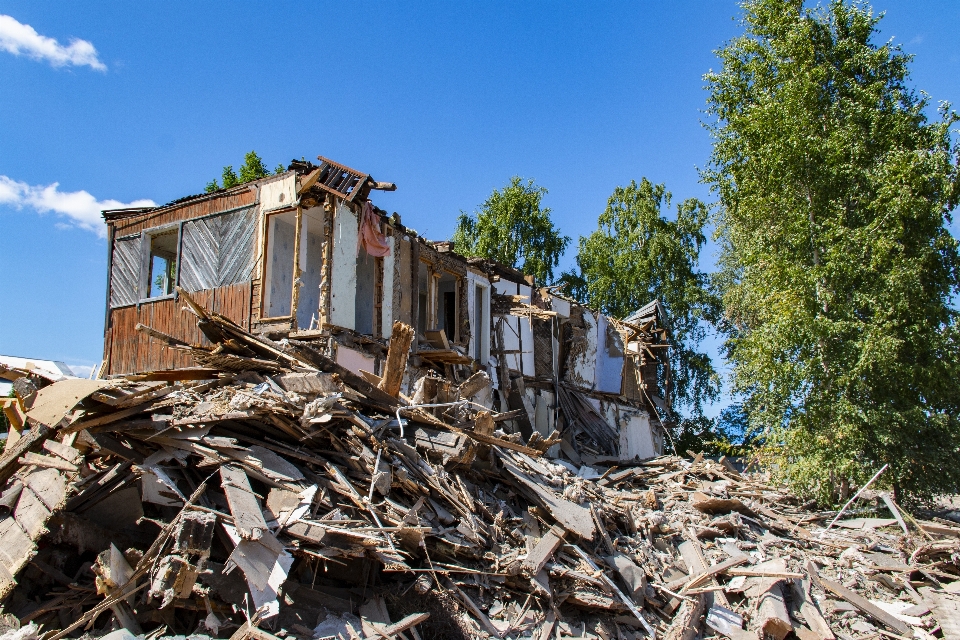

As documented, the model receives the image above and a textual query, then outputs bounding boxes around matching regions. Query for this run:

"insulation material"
[594,314,625,394]
[330,203,358,329]
[549,294,571,318]
[565,309,598,390]
[109,234,141,308]
[179,206,256,293]
[336,345,375,377]
[258,173,296,212]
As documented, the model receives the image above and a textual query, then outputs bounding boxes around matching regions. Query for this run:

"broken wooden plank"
[522,525,565,575]
[220,465,269,540]
[818,577,911,636]
[17,452,77,473]
[753,560,793,640]
[378,321,414,398]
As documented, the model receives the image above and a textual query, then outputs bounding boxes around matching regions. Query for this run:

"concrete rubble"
[1,294,960,640]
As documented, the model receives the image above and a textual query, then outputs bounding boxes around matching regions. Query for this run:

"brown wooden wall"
[105,283,252,375]
[111,189,256,237]
[104,187,258,375]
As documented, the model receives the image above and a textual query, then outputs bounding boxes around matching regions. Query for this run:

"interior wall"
[330,203,358,329]
[263,211,297,318]
[355,246,377,335]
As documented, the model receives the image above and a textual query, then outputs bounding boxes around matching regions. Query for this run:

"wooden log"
[378,322,414,398]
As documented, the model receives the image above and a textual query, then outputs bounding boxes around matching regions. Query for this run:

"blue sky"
[1,2,958,400]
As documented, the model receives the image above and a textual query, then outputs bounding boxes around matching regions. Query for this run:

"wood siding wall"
[105,188,257,375]
[106,283,251,375]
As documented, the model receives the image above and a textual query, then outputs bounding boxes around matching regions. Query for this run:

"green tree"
[561,178,721,417]
[205,151,274,193]
[453,177,570,284]
[704,0,960,503]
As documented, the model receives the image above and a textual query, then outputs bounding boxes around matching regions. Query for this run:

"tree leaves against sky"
[452,177,570,284]
[561,178,721,419]
[205,151,285,193]
[704,0,960,503]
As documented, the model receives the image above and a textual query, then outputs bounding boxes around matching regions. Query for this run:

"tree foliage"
[452,177,570,284]
[205,151,285,193]
[561,178,721,417]
[704,0,960,503]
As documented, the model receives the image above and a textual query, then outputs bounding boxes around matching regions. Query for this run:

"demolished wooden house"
[101,156,671,464]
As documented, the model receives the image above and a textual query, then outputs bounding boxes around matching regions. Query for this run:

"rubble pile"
[1,294,959,640]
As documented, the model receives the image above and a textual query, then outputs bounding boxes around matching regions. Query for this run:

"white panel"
[550,295,571,318]
[618,409,656,461]
[566,310,598,389]
[466,271,491,362]
[381,234,395,336]
[494,281,521,371]
[259,173,296,213]
[518,284,535,376]
[595,314,625,394]
[330,203,358,329]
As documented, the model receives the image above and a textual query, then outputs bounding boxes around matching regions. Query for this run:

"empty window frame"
[144,228,179,299]
[262,210,298,318]
[473,281,490,363]
[296,206,325,330]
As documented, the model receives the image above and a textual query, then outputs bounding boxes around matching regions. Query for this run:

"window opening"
[437,272,458,341]
[296,207,325,329]
[263,210,297,318]
[147,230,178,298]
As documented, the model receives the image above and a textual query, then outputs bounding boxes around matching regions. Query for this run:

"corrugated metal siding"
[179,206,256,292]
[109,235,141,308]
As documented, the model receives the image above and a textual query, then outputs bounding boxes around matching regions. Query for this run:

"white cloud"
[0,14,105,70]
[0,175,155,237]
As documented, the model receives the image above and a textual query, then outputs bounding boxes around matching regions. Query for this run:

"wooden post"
[378,322,414,397]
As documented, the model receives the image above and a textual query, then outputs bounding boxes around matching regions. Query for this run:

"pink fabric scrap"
[357,200,391,257]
